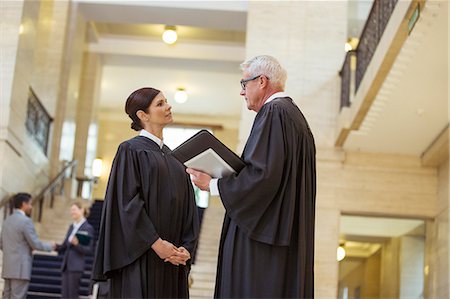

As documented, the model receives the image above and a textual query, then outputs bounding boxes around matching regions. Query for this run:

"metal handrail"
[339,50,356,110]
[355,0,399,92]
[0,160,77,221]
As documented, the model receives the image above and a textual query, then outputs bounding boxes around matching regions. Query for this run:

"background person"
[0,193,55,299]
[56,202,95,299]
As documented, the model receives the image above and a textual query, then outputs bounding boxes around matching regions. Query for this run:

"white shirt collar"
[15,209,25,216]
[264,92,290,106]
[73,217,86,228]
[139,129,164,149]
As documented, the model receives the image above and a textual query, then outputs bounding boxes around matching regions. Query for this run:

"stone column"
[0,0,25,200]
[48,1,87,177]
[73,52,102,190]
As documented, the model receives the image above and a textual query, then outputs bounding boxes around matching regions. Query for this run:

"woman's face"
[146,92,173,126]
[70,204,83,221]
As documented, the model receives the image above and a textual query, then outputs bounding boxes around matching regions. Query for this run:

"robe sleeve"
[92,142,159,280]
[180,175,200,258]
[218,104,297,246]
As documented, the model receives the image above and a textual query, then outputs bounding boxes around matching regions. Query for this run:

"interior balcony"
[335,0,448,166]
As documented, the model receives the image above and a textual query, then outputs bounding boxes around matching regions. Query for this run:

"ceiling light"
[337,245,346,262]
[162,25,177,44]
[174,87,188,104]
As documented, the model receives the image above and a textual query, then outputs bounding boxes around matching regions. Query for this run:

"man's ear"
[260,75,269,88]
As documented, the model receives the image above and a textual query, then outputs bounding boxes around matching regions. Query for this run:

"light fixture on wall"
[162,25,177,44]
[344,37,359,52]
[337,242,346,262]
[174,87,188,104]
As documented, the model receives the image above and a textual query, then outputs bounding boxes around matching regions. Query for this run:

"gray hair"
[240,55,287,90]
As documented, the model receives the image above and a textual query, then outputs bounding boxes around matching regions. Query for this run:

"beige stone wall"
[339,252,381,299]
[399,236,425,298]
[380,238,400,298]
[240,1,346,151]
[0,0,85,201]
[1,0,50,198]
[316,152,437,298]
[426,159,449,298]
[0,0,26,200]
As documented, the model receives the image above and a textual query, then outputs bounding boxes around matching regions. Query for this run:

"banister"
[0,160,77,221]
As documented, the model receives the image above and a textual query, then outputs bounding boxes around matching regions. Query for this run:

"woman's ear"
[136,110,148,122]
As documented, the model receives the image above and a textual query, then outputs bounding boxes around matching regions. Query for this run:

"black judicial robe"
[215,97,316,298]
[92,136,199,298]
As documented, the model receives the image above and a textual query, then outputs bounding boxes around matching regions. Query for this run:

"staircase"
[189,197,225,299]
[0,197,224,298]
[27,199,104,299]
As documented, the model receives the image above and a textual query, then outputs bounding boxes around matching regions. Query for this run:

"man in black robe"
[92,87,199,298]
[188,55,316,298]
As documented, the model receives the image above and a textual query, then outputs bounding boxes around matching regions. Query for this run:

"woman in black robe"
[92,87,199,298]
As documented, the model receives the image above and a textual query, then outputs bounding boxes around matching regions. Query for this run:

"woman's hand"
[151,238,178,259]
[70,236,79,246]
[164,246,191,266]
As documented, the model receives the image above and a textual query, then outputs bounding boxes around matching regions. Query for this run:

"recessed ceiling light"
[174,87,188,104]
[162,25,177,45]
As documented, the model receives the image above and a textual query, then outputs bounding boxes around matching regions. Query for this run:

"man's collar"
[264,92,290,105]
[14,209,26,216]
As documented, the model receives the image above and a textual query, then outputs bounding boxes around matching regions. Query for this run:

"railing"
[0,160,78,221]
[355,0,399,92]
[339,50,355,110]
[33,160,77,222]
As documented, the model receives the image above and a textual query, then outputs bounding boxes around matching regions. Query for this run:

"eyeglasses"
[240,75,262,90]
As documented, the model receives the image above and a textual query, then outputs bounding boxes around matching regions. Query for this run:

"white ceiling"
[340,215,424,238]
[99,55,244,116]
[77,0,248,118]
[345,2,448,156]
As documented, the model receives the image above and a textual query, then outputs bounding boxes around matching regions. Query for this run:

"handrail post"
[38,198,44,222]
[339,50,356,110]
[50,189,55,209]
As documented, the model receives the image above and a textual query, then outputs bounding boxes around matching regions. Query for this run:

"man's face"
[23,200,33,216]
[240,72,263,112]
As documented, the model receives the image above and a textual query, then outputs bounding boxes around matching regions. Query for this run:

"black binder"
[171,130,246,178]
[75,231,92,246]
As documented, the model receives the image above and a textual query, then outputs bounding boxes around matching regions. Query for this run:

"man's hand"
[186,168,212,191]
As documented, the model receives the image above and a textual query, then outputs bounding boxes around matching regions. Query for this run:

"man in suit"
[0,193,55,299]
[56,202,94,299]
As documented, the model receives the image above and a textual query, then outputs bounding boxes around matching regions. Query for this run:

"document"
[171,130,246,178]
[185,148,236,178]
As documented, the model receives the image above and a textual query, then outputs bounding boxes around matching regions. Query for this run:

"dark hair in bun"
[125,87,161,131]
